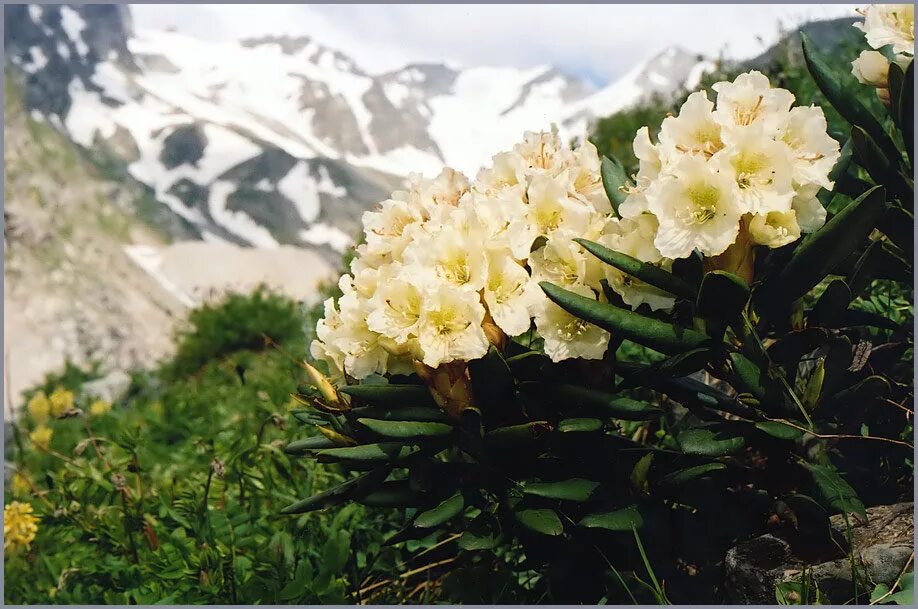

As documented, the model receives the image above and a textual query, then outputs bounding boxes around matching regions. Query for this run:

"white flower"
[507,172,592,258]
[599,215,676,312]
[714,124,795,215]
[648,155,742,259]
[514,126,571,172]
[534,284,610,362]
[620,127,662,218]
[748,210,802,248]
[529,233,604,292]
[778,106,840,191]
[851,50,891,86]
[855,4,915,55]
[712,71,794,134]
[423,167,470,208]
[404,222,488,292]
[366,272,424,344]
[569,139,613,212]
[416,284,489,368]
[658,91,724,160]
[362,197,426,260]
[483,251,540,337]
[791,183,828,233]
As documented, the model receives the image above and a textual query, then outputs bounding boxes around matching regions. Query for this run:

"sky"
[130,4,860,86]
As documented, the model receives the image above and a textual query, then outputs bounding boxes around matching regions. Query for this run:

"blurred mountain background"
[3,4,861,411]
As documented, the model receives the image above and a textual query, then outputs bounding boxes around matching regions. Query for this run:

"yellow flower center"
[684,182,721,225]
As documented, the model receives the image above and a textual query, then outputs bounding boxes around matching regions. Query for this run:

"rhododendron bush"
[288,6,913,604]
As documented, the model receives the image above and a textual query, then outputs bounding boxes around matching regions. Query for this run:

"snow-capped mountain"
[5,4,710,257]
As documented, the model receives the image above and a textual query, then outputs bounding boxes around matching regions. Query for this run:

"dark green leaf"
[755,421,804,441]
[515,508,564,536]
[316,442,420,463]
[485,421,553,445]
[812,279,852,327]
[761,186,887,312]
[801,32,900,162]
[284,435,337,455]
[677,427,745,457]
[523,478,599,502]
[558,418,603,433]
[696,271,749,320]
[339,384,435,407]
[281,467,391,514]
[851,126,910,198]
[415,493,464,528]
[804,462,866,519]
[661,463,727,485]
[348,405,450,423]
[575,238,697,299]
[553,384,661,420]
[458,513,502,551]
[579,505,643,531]
[729,352,767,400]
[541,282,711,355]
[357,418,453,438]
[359,481,424,508]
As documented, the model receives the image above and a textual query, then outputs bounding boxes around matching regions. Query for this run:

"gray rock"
[81,370,132,403]
[726,503,914,604]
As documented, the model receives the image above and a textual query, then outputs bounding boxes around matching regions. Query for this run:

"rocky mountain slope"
[5,4,710,254]
[3,71,335,413]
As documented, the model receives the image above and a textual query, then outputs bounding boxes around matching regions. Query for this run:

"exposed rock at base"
[80,370,133,403]
[725,503,914,604]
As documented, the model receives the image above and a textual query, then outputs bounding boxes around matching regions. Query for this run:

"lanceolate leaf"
[340,384,435,407]
[558,418,604,433]
[315,442,421,463]
[357,418,453,439]
[515,508,564,536]
[677,427,745,457]
[900,60,913,165]
[696,271,749,321]
[414,493,465,528]
[281,467,391,514]
[728,352,767,400]
[801,32,900,162]
[761,186,887,312]
[540,282,711,355]
[359,481,424,508]
[284,435,337,455]
[523,478,600,502]
[459,513,502,551]
[755,421,805,441]
[851,126,910,198]
[803,462,866,519]
[553,384,661,420]
[575,238,697,299]
[661,463,727,485]
[579,505,643,531]
[601,155,631,214]
[349,405,451,424]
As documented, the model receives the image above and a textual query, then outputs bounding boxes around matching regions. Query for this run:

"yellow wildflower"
[27,391,51,424]
[89,400,112,417]
[29,425,53,449]
[11,472,31,497]
[4,501,39,553]
[49,387,74,417]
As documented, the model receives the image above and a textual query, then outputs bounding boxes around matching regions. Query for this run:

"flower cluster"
[621,71,840,264]
[851,4,914,102]
[311,72,840,379]
[4,501,39,554]
[312,129,618,377]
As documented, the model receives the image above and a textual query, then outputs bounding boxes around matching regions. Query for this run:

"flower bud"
[301,361,340,406]
[851,50,890,87]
